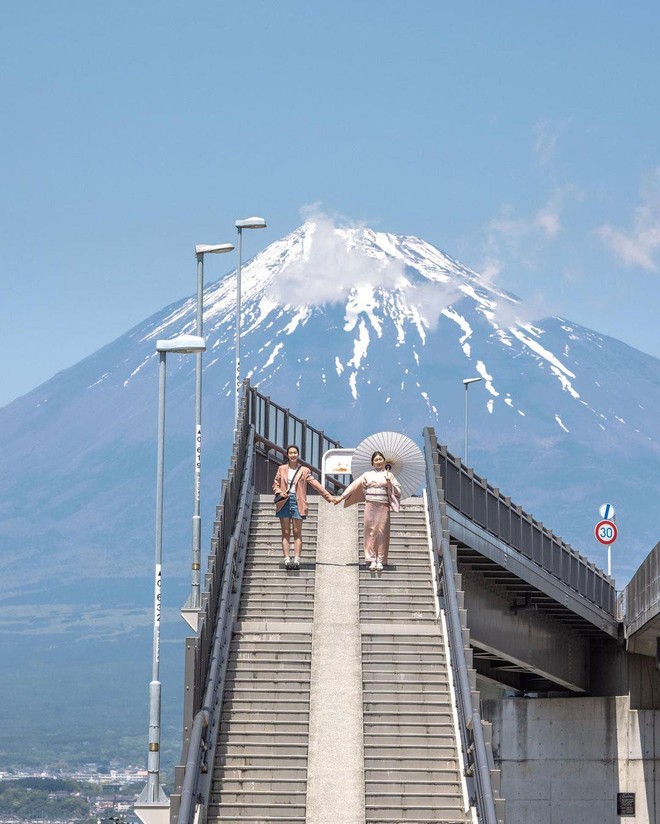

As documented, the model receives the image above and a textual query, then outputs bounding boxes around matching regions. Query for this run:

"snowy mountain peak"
[131,217,656,448]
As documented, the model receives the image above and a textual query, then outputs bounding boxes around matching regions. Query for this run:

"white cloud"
[267,208,408,307]
[265,208,462,328]
[596,169,660,271]
[534,119,558,166]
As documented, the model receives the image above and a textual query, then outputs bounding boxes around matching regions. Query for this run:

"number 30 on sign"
[595,519,618,545]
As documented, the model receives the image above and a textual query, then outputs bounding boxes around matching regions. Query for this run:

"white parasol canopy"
[351,431,425,499]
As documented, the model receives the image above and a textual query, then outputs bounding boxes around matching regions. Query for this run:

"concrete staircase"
[207,495,470,823]
[208,497,318,823]
[360,502,470,823]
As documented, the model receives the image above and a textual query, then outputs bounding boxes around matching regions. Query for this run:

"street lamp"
[234,216,267,423]
[463,376,483,466]
[181,243,234,632]
[135,334,206,824]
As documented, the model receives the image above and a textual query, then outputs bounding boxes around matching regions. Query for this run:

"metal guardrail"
[625,540,660,637]
[436,443,615,615]
[247,385,347,494]
[424,428,498,824]
[248,385,341,468]
[171,384,254,822]
[175,427,254,824]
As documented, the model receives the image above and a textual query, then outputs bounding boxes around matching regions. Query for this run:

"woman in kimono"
[335,451,402,571]
[273,444,335,569]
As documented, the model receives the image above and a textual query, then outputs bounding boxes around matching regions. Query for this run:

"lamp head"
[463,377,483,386]
[195,243,235,256]
[235,216,267,230]
[156,334,206,354]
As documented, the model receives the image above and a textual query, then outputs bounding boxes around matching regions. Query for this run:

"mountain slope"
[1,219,659,591]
[0,218,658,769]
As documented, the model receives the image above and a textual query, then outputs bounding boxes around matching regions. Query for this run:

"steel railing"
[436,443,615,614]
[171,383,254,823]
[424,428,498,824]
[174,425,254,824]
[247,385,341,469]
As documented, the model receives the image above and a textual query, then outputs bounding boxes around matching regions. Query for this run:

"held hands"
[332,496,343,506]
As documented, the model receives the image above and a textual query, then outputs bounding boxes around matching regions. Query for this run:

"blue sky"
[2,2,660,407]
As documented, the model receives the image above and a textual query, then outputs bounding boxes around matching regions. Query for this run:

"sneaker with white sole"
[284,557,292,569]
[376,561,383,571]
[292,558,300,569]
[369,561,377,571]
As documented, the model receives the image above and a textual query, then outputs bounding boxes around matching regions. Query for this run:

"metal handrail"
[435,443,614,614]
[176,425,255,824]
[424,428,497,824]
[248,385,341,469]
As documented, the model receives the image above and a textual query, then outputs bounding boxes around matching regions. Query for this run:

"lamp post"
[135,334,206,824]
[181,244,234,632]
[463,376,483,466]
[234,217,267,424]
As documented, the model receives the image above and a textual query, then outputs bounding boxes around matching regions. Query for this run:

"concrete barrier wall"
[482,696,660,824]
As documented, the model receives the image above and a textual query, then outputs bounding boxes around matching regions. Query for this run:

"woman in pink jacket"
[336,451,402,571]
[273,445,334,569]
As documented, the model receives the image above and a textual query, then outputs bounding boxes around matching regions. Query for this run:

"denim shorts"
[276,493,305,520]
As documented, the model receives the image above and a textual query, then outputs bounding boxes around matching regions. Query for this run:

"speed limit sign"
[595,519,618,545]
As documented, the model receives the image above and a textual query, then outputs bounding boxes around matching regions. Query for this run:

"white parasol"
[351,431,425,499]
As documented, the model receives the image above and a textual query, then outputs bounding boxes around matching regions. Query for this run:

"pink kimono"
[342,470,402,564]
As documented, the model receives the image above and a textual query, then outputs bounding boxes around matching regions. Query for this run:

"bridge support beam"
[462,566,590,693]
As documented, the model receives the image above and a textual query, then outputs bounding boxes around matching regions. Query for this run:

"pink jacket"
[341,471,401,512]
[272,464,334,516]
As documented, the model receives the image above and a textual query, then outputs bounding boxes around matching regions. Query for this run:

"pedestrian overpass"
[147,383,659,824]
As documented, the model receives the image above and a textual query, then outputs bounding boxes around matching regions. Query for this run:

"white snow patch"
[263,342,284,369]
[129,354,153,380]
[335,357,344,376]
[475,361,500,397]
[504,397,513,407]
[615,416,626,424]
[348,320,370,369]
[349,372,358,400]
[509,326,580,397]
[555,415,569,432]
[421,391,438,414]
[549,365,580,399]
[487,399,494,414]
[87,372,110,389]
[283,307,311,336]
[442,307,473,345]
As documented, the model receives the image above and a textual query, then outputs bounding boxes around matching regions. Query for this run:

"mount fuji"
[0,217,658,768]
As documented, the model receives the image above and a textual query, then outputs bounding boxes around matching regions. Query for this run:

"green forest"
[0,778,90,820]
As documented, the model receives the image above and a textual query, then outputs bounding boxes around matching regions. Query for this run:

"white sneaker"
[292,557,300,569]
[376,561,383,571]
[284,557,292,569]
[369,561,377,571]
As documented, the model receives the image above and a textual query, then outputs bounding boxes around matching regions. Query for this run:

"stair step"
[216,756,308,769]
[209,803,306,818]
[364,806,468,822]
[215,768,308,781]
